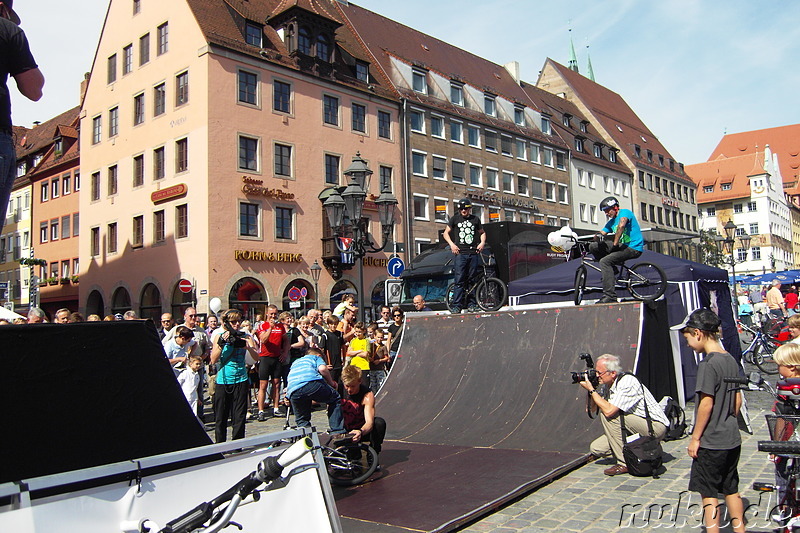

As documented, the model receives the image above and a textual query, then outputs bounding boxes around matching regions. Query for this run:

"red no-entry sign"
[178,279,193,294]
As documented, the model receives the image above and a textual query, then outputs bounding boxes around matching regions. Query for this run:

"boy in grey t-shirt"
[672,309,744,533]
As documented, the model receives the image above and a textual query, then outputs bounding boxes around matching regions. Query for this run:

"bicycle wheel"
[444,283,457,313]
[627,262,667,301]
[326,443,378,486]
[752,341,779,375]
[573,265,587,306]
[476,277,507,312]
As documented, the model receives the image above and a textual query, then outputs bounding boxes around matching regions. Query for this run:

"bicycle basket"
[765,414,800,442]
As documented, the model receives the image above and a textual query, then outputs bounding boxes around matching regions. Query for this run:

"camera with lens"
[217,320,247,348]
[570,353,599,388]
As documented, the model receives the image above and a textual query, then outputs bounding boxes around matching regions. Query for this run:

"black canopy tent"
[509,250,741,403]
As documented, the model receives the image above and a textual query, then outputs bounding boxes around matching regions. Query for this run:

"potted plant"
[47,277,58,286]
[71,275,79,284]
[59,277,70,285]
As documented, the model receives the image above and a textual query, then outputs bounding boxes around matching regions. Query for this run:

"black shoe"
[257,410,271,422]
[595,296,616,304]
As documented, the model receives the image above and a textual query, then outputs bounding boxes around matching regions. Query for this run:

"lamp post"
[310,260,322,309]
[716,219,752,317]
[322,153,398,321]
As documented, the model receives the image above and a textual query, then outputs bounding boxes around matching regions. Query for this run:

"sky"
[10,0,800,165]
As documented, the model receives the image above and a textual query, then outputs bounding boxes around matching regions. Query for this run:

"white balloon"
[209,297,222,315]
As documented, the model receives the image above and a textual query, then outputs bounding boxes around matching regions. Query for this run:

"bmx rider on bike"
[590,196,644,304]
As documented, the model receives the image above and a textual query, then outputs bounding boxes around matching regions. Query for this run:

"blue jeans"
[452,252,479,309]
[588,241,642,299]
[0,132,15,234]
[289,380,345,433]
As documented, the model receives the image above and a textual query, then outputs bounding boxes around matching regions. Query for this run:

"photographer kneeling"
[580,354,669,476]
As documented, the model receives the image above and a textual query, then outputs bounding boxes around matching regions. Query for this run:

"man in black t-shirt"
[443,198,486,313]
[0,0,44,233]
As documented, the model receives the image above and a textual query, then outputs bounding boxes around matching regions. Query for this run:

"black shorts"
[258,356,282,381]
[689,446,741,498]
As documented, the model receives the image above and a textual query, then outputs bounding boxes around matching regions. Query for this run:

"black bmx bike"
[570,236,666,305]
[444,252,507,312]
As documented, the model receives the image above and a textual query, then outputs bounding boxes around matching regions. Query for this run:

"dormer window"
[355,61,369,82]
[721,183,732,191]
[703,185,713,193]
[54,137,63,157]
[450,82,463,106]
[608,150,617,163]
[245,22,263,47]
[646,150,653,163]
[593,144,602,158]
[484,94,496,117]
[574,138,584,152]
[316,33,330,61]
[412,68,427,94]
[580,121,588,133]
[634,144,641,158]
[298,27,311,55]
[658,154,664,167]
[562,114,571,127]
[541,116,551,135]
[514,106,524,126]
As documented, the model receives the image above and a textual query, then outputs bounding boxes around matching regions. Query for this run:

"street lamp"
[322,153,398,320]
[716,219,751,316]
[310,260,322,309]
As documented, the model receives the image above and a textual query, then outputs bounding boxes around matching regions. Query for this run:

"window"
[153,146,165,180]
[153,83,166,116]
[298,27,311,54]
[517,175,528,196]
[133,0,141,14]
[490,208,502,223]
[379,165,392,192]
[355,61,369,82]
[154,210,165,243]
[323,95,339,126]
[485,130,497,152]
[514,106,525,126]
[38,222,47,244]
[90,172,100,201]
[139,33,150,65]
[546,181,556,202]
[450,83,463,106]
[107,222,118,253]
[74,172,80,191]
[530,178,543,199]
[175,204,188,239]
[107,165,118,196]
[239,203,260,237]
[752,246,761,260]
[530,144,540,164]
[432,156,446,180]
[325,154,340,185]
[61,215,71,240]
[575,138,584,152]
[157,22,168,55]
[51,178,59,198]
[541,116,551,134]
[239,136,259,171]
[542,147,553,167]
[450,120,463,143]
[609,151,617,163]
[464,125,480,148]
[580,203,588,222]
[133,154,144,187]
[748,201,757,212]
[245,22,262,47]
[703,185,713,193]
[275,207,293,239]
[655,177,661,193]
[123,44,133,75]
[274,143,292,176]
[434,198,448,222]
[733,203,743,214]
[108,107,119,137]
[351,103,366,133]
[430,115,444,138]
[640,203,648,221]
[451,160,465,184]
[502,171,513,193]
[90,227,100,256]
[604,175,613,194]
[412,69,427,94]
[737,248,747,262]
[411,151,427,176]
[316,34,330,61]
[486,168,498,190]
[107,54,117,84]
[175,71,189,106]
[650,205,656,222]
[721,183,732,191]
[413,195,428,220]
[238,70,258,106]
[130,93,145,126]
[63,174,71,195]
[558,184,568,204]
[378,111,392,139]
[515,139,526,160]
[132,215,144,247]
[555,151,566,170]
[92,115,102,144]
[469,165,481,187]
[409,109,424,133]
[50,219,59,241]
[501,135,512,157]
[175,138,188,173]
[484,94,496,116]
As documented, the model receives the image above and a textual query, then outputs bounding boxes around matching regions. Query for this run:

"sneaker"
[274,407,287,417]
[257,410,271,422]
[596,296,616,304]
[450,307,461,314]
[603,464,628,476]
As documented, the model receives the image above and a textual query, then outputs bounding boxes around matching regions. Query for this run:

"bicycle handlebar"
[158,437,313,533]
[723,376,751,385]
[758,440,800,455]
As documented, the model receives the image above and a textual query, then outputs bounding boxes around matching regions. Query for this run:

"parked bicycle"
[444,252,507,312]
[567,235,667,305]
[738,320,780,374]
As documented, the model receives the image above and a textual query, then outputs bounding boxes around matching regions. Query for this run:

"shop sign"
[467,191,537,210]
[662,197,680,208]
[241,177,295,201]
[234,250,303,262]
[151,183,187,204]
[362,256,389,268]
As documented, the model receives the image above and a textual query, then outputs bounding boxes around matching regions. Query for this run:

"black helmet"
[457,198,472,210]
[599,196,619,212]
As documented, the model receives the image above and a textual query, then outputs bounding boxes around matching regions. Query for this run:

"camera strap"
[618,373,656,439]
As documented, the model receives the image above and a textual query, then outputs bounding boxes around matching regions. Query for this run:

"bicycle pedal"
[753,482,776,492]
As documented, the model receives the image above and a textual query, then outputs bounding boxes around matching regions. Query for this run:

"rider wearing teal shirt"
[590,197,644,304]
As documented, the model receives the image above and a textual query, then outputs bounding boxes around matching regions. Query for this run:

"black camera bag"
[620,376,664,478]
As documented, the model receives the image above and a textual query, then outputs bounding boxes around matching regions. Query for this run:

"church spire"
[568,27,579,73]
[586,42,595,81]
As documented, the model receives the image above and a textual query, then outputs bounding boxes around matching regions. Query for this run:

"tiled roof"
[685,151,765,204]
[15,106,80,158]
[268,0,342,22]
[541,59,688,183]
[707,124,800,193]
